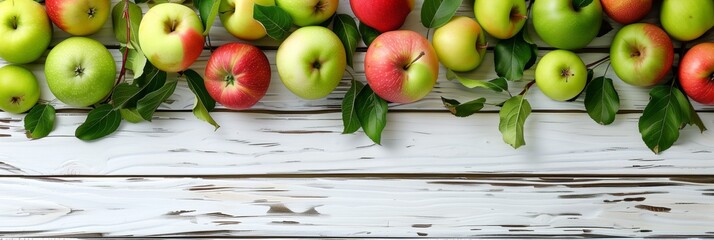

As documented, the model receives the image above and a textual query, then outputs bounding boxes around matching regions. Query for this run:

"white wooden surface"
[1,0,714,237]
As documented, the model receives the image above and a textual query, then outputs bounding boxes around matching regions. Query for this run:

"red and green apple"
[610,23,674,87]
[138,3,204,72]
[205,43,271,109]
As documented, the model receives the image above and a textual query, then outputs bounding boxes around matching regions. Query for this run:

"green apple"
[46,0,111,36]
[365,30,439,103]
[533,0,602,49]
[219,0,275,40]
[473,0,526,39]
[276,26,346,99]
[111,1,143,44]
[610,23,674,87]
[0,65,40,114]
[139,3,204,72]
[275,0,338,26]
[0,0,52,64]
[45,37,116,107]
[432,16,487,72]
[661,0,714,41]
[535,50,587,101]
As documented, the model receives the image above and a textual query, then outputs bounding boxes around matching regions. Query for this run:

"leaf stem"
[586,55,610,69]
[518,80,536,96]
[116,0,131,87]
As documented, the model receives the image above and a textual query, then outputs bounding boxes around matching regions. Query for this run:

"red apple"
[365,30,439,103]
[601,0,652,24]
[204,43,271,110]
[46,0,111,36]
[680,42,714,105]
[350,0,413,33]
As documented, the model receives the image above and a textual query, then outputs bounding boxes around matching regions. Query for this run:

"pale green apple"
[45,37,116,107]
[533,0,602,49]
[661,0,714,41]
[139,3,204,72]
[473,0,526,39]
[275,0,338,26]
[610,23,674,87]
[219,0,275,40]
[276,26,346,99]
[535,50,587,101]
[0,65,40,113]
[111,1,143,44]
[432,16,486,72]
[0,0,52,64]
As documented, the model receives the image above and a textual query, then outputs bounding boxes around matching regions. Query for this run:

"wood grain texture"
[1,111,712,176]
[0,177,713,238]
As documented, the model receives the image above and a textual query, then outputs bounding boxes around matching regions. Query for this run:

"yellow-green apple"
[661,0,714,41]
[139,3,204,72]
[45,37,116,107]
[600,0,652,24]
[535,50,587,101]
[276,26,345,99]
[0,65,40,113]
[275,0,337,26]
[473,0,526,39]
[46,0,111,36]
[111,1,142,44]
[205,43,271,109]
[610,23,673,87]
[350,0,413,32]
[0,0,52,64]
[219,0,275,40]
[432,16,487,72]
[365,30,439,103]
[533,0,602,49]
[680,42,714,105]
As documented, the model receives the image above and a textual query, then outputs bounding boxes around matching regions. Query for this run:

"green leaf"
[584,77,620,125]
[75,104,122,141]
[136,78,178,121]
[195,0,220,35]
[685,97,707,132]
[333,14,360,68]
[446,69,508,92]
[253,4,293,41]
[119,108,144,123]
[499,95,531,149]
[127,47,146,78]
[420,0,463,28]
[355,85,388,144]
[358,21,380,46]
[184,69,219,129]
[494,30,538,81]
[112,83,141,109]
[23,104,55,139]
[342,80,365,134]
[442,97,485,117]
[135,63,167,97]
[638,86,684,154]
[573,0,594,10]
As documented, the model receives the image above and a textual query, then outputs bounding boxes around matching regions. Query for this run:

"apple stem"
[477,42,489,50]
[10,16,17,29]
[404,52,425,70]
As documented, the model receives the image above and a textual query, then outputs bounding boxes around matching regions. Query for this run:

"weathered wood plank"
[3,50,712,112]
[0,177,712,237]
[1,111,712,176]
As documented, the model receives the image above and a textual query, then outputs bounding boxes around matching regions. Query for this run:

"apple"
[275,0,337,27]
[46,0,111,36]
[138,3,204,73]
[533,0,602,49]
[0,65,40,114]
[661,0,714,41]
[365,30,439,103]
[600,0,652,25]
[204,43,271,109]
[680,42,714,105]
[350,0,413,33]
[610,23,673,87]
[432,16,487,72]
[535,50,587,101]
[276,26,345,99]
[0,0,52,64]
[45,37,116,107]
[111,1,143,44]
[473,0,526,39]
[219,0,275,40]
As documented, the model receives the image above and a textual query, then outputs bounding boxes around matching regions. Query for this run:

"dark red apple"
[680,42,714,105]
[204,43,271,110]
[350,0,413,33]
